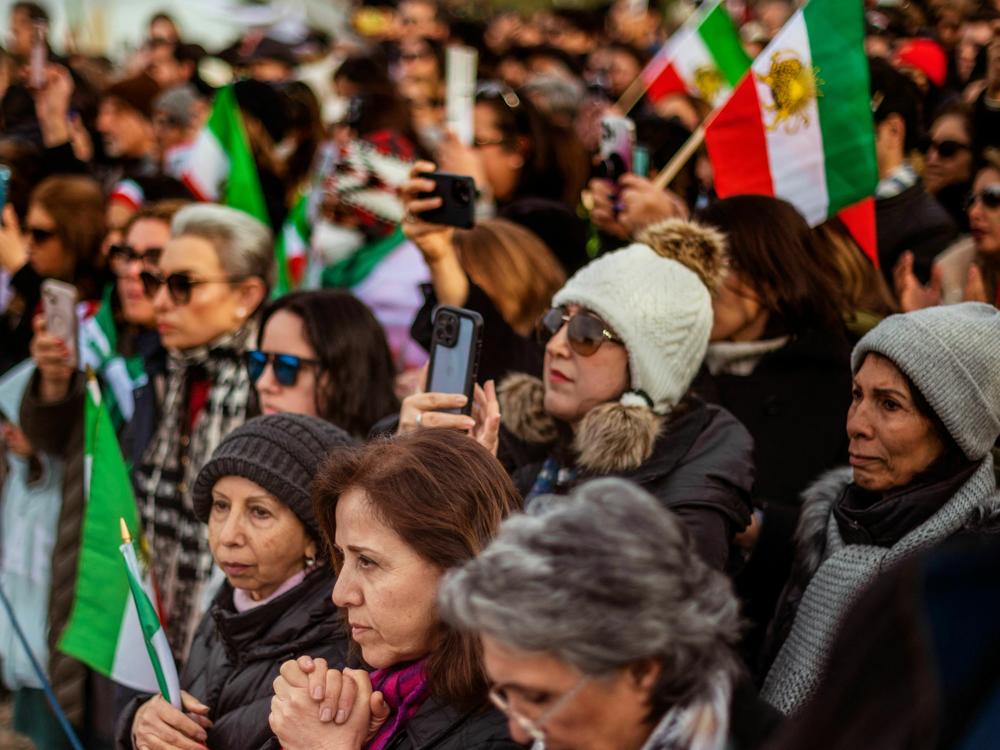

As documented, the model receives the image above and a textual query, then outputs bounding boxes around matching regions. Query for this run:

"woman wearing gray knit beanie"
[761,302,1000,716]
[118,413,354,750]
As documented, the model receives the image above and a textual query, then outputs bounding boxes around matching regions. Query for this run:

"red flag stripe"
[836,197,879,267]
[704,76,775,199]
[645,62,687,104]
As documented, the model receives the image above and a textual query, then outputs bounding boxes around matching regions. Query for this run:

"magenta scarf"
[364,658,430,750]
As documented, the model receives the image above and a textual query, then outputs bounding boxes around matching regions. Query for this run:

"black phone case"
[417,172,476,229]
[425,305,484,416]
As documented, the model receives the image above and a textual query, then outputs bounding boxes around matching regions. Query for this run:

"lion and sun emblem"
[756,50,824,134]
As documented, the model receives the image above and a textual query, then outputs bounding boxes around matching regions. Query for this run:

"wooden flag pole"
[615,73,650,116]
[653,124,706,190]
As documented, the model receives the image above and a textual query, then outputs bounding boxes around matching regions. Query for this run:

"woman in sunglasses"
[898,152,1000,310]
[0,174,107,374]
[440,478,779,750]
[923,103,975,231]
[132,203,274,661]
[493,219,754,572]
[249,290,401,438]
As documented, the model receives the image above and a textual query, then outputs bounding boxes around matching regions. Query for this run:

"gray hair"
[438,478,742,713]
[171,203,275,292]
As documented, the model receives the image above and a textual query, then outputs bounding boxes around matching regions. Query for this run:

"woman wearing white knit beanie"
[498,218,755,572]
[761,302,1000,717]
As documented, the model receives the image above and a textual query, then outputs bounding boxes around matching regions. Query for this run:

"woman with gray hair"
[133,203,275,660]
[439,478,780,750]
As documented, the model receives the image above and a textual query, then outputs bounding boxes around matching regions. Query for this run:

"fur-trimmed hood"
[498,373,664,474]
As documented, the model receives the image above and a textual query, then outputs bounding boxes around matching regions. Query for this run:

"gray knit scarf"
[762,455,1000,715]
[134,323,255,661]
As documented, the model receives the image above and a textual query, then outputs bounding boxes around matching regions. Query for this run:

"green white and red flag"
[642,1,751,107]
[703,0,878,258]
[58,375,180,705]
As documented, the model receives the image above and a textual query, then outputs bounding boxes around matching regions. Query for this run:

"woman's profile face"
[473,102,522,203]
[332,488,443,669]
[256,309,322,417]
[542,304,629,426]
[968,166,1000,256]
[709,270,768,342]
[25,204,71,280]
[923,113,973,194]
[481,635,657,750]
[208,475,315,600]
[846,353,946,492]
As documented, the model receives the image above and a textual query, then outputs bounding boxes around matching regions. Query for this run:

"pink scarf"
[365,658,430,750]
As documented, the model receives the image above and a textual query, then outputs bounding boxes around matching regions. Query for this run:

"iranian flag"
[58,375,180,705]
[703,0,877,232]
[642,1,750,107]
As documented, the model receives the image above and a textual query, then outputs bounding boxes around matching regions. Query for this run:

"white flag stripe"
[184,129,229,201]
[753,12,830,224]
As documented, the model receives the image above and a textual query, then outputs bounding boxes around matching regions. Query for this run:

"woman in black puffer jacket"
[117,414,353,750]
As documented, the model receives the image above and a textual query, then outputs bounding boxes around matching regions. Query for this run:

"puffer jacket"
[116,564,348,750]
[499,377,755,572]
[378,699,519,750]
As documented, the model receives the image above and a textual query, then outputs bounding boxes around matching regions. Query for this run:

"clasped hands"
[269,656,390,750]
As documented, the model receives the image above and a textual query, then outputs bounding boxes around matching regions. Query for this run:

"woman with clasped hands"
[269,429,522,750]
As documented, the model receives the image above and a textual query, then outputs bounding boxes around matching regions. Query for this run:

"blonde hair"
[452,219,566,335]
[813,223,897,320]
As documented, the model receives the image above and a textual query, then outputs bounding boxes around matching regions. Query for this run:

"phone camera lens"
[453,180,472,205]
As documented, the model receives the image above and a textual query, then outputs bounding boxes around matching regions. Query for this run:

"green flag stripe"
[210,86,270,226]
[698,3,751,86]
[57,386,136,670]
[806,0,878,212]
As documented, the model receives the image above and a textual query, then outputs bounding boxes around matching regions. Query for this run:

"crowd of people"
[0,0,999,748]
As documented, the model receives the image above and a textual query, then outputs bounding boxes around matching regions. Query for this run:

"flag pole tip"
[119,518,132,545]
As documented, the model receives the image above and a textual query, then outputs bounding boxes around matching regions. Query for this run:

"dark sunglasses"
[109,244,162,272]
[245,350,320,387]
[536,306,622,357]
[28,226,56,244]
[966,184,1000,210]
[927,139,970,159]
[139,270,244,306]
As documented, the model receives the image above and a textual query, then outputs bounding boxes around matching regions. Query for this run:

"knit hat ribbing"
[552,219,722,415]
[193,414,355,539]
[851,302,1000,461]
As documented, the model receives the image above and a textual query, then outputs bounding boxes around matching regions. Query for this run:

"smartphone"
[29,20,47,90]
[41,279,78,368]
[594,116,635,182]
[417,172,476,229]
[426,305,483,416]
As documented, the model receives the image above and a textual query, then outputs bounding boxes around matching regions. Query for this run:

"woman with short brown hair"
[269,428,522,750]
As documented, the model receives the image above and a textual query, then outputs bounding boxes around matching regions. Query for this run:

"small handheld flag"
[119,518,182,707]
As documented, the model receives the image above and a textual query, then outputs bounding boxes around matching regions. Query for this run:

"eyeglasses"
[108,244,162,274]
[244,350,320,387]
[472,136,507,148]
[927,139,970,159]
[488,677,589,749]
[537,307,622,357]
[139,270,244,306]
[28,227,56,244]
[966,184,1000,211]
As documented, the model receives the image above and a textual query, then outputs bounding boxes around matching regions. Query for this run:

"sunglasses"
[28,226,56,244]
[536,307,622,357]
[927,139,970,159]
[109,244,162,274]
[139,270,244,306]
[244,350,320,387]
[966,184,1000,210]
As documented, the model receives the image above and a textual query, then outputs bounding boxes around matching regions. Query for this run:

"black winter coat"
[116,565,348,750]
[512,398,755,572]
[694,328,852,672]
[875,182,957,284]
[378,699,518,750]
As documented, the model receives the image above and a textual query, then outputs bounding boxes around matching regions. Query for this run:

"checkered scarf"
[133,322,255,661]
